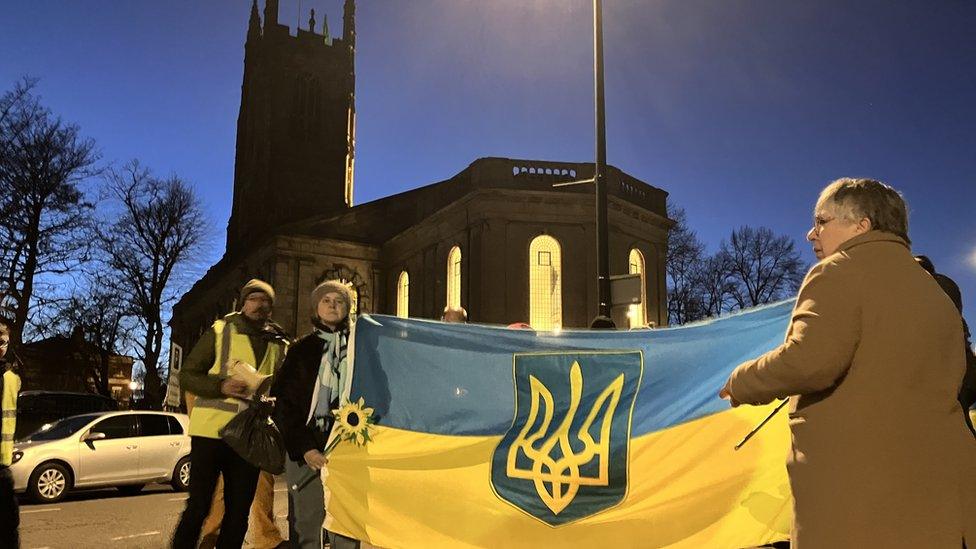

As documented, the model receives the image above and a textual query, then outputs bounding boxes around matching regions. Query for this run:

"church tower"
[226,0,357,252]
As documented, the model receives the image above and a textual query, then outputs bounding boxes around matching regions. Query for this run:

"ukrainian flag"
[325,301,795,548]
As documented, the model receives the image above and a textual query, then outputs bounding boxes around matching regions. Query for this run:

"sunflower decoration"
[323,397,376,455]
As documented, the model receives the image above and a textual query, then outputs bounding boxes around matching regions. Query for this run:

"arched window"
[628,249,647,328]
[529,235,562,330]
[396,271,409,318]
[446,246,462,309]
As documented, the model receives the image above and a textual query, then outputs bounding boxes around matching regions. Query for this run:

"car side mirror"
[84,431,107,442]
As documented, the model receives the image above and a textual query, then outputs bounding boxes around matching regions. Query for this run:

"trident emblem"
[507,361,622,514]
[491,351,642,526]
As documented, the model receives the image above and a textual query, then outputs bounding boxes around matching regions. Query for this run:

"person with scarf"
[271,280,360,549]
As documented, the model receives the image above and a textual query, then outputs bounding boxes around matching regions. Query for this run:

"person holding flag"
[272,280,360,549]
[722,178,976,547]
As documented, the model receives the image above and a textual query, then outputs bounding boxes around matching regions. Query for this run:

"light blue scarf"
[313,328,348,422]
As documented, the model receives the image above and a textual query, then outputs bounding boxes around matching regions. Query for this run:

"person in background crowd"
[272,280,360,549]
[915,254,976,436]
[172,279,289,549]
[441,306,468,323]
[721,178,976,547]
[589,315,616,330]
[1,316,22,548]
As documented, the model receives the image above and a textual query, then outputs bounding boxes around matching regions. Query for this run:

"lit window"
[397,271,409,318]
[628,249,647,328]
[529,235,562,330]
[447,246,462,309]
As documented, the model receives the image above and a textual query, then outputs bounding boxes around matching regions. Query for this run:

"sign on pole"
[164,342,183,409]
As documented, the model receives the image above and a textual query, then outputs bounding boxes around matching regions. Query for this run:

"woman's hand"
[220,378,250,399]
[303,449,328,470]
[719,381,740,407]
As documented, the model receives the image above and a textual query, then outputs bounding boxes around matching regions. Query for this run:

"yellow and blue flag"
[325,301,795,548]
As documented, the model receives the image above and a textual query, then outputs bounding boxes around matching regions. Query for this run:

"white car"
[10,410,192,503]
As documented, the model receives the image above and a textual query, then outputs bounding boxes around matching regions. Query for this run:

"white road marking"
[274,488,287,492]
[21,508,61,514]
[110,531,160,541]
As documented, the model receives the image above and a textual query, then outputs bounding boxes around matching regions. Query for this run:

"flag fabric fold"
[325,301,796,548]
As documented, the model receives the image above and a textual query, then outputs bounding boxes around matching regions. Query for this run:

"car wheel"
[28,462,71,504]
[171,456,191,492]
[117,484,145,496]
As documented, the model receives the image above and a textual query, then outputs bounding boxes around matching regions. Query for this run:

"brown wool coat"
[727,231,976,548]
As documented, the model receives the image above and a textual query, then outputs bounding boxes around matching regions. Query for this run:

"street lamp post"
[549,0,614,319]
[593,0,611,319]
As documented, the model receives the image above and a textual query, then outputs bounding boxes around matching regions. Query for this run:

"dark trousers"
[0,466,19,548]
[171,436,259,549]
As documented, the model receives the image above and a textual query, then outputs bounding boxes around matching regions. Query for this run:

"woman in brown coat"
[721,178,976,548]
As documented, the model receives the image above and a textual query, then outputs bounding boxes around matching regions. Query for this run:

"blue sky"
[3,0,975,319]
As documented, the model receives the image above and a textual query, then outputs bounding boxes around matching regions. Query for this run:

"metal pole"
[594,0,611,318]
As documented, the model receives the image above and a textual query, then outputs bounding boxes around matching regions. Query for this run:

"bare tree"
[666,205,708,325]
[48,272,134,397]
[694,254,736,318]
[99,162,208,408]
[720,226,806,310]
[0,78,99,346]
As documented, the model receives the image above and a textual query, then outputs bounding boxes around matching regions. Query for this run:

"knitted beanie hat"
[239,278,275,306]
[311,280,353,312]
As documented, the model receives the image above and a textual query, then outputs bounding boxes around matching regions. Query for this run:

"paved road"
[20,477,290,549]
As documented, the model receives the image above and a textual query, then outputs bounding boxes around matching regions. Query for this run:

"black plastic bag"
[219,398,286,474]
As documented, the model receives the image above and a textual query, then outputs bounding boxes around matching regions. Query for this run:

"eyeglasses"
[812,215,836,235]
[321,298,348,307]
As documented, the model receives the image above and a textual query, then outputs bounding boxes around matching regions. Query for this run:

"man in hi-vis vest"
[172,279,288,549]
[1,316,22,547]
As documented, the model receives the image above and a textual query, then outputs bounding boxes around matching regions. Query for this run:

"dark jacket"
[931,272,976,433]
[270,332,329,462]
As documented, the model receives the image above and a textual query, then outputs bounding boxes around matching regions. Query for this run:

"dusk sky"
[3,0,975,318]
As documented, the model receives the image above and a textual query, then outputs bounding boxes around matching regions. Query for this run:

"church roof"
[174,157,667,322]
[279,156,668,244]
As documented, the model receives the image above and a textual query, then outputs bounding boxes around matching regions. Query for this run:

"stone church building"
[170,0,673,361]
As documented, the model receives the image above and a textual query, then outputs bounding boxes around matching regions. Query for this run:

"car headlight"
[11,450,23,464]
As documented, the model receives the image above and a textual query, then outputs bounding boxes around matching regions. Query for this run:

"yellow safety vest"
[188,314,286,439]
[1,369,21,466]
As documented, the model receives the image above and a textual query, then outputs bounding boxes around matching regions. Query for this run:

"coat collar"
[836,230,909,254]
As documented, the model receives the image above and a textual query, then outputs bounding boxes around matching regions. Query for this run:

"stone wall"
[380,188,670,328]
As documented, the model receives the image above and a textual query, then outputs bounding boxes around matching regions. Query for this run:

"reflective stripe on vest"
[1,370,21,466]
[188,314,285,439]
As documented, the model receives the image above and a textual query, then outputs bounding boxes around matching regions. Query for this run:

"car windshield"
[23,414,101,442]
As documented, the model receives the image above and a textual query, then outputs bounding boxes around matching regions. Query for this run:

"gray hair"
[816,178,910,244]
